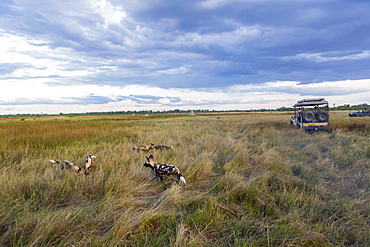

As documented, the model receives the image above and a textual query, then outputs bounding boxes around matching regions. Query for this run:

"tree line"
[0,103,368,118]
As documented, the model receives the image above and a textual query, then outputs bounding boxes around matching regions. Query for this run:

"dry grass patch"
[0,112,369,246]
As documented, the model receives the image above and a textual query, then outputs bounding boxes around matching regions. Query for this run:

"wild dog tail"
[179,175,186,186]
[49,160,59,163]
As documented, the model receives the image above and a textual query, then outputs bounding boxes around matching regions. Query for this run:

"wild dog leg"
[159,176,167,189]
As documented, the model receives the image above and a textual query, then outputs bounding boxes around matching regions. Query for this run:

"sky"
[0,0,369,114]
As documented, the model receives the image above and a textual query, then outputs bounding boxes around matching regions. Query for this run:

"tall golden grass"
[0,112,368,246]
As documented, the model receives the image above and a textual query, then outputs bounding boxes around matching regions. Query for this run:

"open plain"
[0,111,369,246]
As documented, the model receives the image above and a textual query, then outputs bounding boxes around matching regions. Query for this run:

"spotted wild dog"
[154,145,173,151]
[143,155,186,189]
[131,143,155,151]
[83,155,96,174]
[49,160,81,173]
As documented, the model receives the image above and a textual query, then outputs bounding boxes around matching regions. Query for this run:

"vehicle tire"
[302,111,314,122]
[316,111,329,122]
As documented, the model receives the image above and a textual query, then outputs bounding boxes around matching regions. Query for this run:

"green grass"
[0,112,369,246]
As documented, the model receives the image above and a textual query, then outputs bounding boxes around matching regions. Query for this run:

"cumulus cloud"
[0,0,369,114]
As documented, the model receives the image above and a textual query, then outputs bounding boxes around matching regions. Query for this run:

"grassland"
[0,111,369,246]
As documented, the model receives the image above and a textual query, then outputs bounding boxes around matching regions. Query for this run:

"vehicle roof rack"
[293,98,328,107]
[297,98,325,103]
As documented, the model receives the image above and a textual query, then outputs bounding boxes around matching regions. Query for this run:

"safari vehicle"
[290,98,330,132]
[349,107,370,117]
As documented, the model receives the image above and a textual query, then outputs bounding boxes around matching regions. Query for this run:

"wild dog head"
[143,154,156,169]
[143,155,186,189]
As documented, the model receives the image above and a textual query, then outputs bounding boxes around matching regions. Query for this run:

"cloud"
[282,51,370,63]
[0,95,115,105]
[92,0,127,27]
[0,0,369,114]
[0,79,368,114]
[118,95,182,105]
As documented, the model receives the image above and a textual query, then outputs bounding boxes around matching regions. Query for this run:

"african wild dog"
[143,155,186,189]
[49,160,81,173]
[83,155,96,174]
[131,143,155,151]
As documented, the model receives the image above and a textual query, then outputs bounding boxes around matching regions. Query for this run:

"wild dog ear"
[149,154,154,159]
